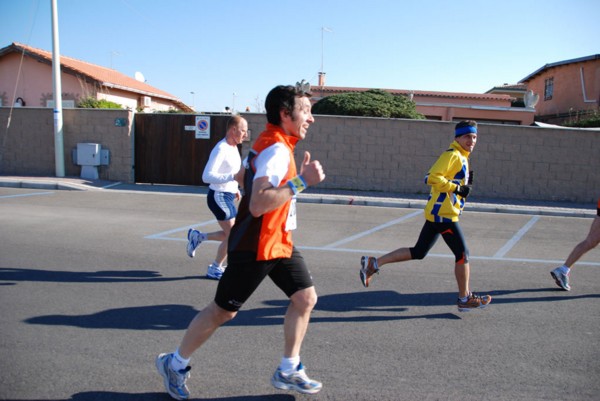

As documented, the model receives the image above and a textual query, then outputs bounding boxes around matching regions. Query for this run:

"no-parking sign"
[195,116,211,139]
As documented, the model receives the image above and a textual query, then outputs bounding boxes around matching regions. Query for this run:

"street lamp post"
[190,91,195,111]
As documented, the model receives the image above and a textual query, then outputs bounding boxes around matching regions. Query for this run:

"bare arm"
[249,151,325,217]
[249,176,293,217]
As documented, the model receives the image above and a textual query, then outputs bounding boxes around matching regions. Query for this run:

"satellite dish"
[134,71,146,82]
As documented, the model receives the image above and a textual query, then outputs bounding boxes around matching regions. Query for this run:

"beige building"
[0,42,193,112]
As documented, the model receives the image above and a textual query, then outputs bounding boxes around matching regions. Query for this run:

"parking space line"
[0,191,54,199]
[493,215,540,258]
[146,213,600,267]
[322,210,422,249]
[145,219,217,240]
[298,245,600,266]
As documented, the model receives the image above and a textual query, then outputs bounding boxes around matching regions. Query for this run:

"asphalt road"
[1,186,599,401]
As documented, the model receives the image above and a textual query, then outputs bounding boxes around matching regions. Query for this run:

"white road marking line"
[298,246,600,266]
[493,215,540,258]
[145,219,217,239]
[322,210,422,249]
[0,191,54,199]
[145,213,600,266]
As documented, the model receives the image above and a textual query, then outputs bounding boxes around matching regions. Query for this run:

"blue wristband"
[287,175,307,195]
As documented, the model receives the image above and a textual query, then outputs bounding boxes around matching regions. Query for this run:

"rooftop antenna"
[110,51,120,69]
[320,27,332,86]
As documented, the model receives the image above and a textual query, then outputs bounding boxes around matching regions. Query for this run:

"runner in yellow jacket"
[360,120,492,312]
[424,140,470,223]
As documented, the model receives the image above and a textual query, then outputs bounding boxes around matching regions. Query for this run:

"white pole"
[51,0,65,177]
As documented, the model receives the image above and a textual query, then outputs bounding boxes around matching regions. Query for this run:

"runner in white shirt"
[187,115,248,279]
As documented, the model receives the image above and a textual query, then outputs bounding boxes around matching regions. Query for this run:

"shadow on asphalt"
[18,392,297,401]
[488,287,600,303]
[9,266,599,330]
[22,288,462,330]
[0,267,198,284]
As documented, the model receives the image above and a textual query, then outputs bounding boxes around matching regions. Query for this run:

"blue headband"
[455,126,477,137]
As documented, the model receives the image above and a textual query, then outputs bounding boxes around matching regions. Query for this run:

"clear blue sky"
[1,0,599,113]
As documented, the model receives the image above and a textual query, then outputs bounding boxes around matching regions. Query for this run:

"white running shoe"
[186,229,202,258]
[206,263,225,280]
[155,353,191,400]
[551,267,571,291]
[359,256,379,288]
[271,362,322,394]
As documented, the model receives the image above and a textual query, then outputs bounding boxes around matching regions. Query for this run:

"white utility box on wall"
[76,143,101,179]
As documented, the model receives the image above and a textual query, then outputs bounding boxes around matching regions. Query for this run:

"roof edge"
[519,54,600,83]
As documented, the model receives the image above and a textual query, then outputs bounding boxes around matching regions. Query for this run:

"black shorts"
[214,247,314,312]
[410,220,469,264]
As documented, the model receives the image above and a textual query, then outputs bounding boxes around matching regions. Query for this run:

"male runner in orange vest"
[156,81,326,399]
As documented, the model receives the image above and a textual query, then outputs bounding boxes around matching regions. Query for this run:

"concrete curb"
[0,177,595,218]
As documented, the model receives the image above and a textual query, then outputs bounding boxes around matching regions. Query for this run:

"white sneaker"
[359,256,379,288]
[551,267,571,291]
[206,263,225,280]
[271,362,322,394]
[155,353,191,400]
[186,229,202,258]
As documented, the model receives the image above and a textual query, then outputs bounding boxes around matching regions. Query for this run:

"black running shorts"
[214,247,314,312]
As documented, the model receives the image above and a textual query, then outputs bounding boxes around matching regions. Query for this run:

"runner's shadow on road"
[68,392,297,401]
[253,290,461,323]
[224,290,460,325]
[488,287,600,303]
[0,267,197,285]
[17,392,297,401]
[24,291,460,330]
[25,304,200,330]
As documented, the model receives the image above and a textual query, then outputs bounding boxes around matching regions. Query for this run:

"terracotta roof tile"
[4,42,184,104]
[520,54,600,83]
[311,86,514,101]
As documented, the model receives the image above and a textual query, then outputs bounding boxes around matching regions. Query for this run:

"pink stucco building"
[0,42,192,112]
[519,54,600,124]
[310,85,535,125]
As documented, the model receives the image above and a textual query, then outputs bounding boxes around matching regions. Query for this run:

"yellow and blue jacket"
[424,141,470,223]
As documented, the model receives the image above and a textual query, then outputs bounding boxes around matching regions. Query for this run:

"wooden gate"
[134,114,233,186]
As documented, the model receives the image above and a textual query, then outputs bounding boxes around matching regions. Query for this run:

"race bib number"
[285,198,297,231]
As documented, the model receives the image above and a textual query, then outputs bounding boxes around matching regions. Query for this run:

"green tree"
[564,111,600,128]
[312,89,424,119]
[78,97,124,109]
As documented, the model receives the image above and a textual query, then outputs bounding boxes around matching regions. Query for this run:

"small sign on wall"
[114,118,128,127]
[195,116,210,139]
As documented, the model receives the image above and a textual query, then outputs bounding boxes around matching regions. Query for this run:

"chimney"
[318,72,326,87]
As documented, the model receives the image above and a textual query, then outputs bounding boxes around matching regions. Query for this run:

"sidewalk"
[0,175,595,218]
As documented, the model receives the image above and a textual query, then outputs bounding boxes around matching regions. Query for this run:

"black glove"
[454,184,471,198]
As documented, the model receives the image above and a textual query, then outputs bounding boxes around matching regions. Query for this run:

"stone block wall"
[1,108,598,203]
[244,114,599,203]
[0,108,133,182]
